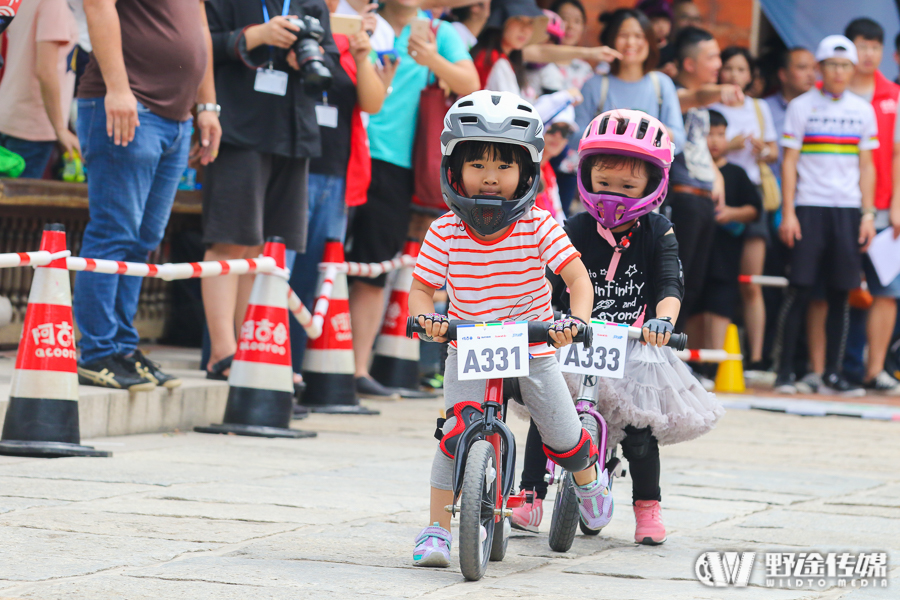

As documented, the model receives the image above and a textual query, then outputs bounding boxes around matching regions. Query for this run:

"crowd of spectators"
[1,0,899,398]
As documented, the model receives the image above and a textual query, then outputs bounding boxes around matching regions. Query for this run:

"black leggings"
[519,420,661,503]
[774,286,850,379]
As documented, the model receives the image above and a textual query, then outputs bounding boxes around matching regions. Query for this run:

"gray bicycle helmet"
[440,91,545,236]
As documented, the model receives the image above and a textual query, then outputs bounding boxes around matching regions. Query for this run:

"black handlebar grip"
[668,332,687,352]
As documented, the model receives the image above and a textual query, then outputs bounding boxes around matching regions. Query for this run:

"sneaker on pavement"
[78,354,156,392]
[573,468,614,531]
[794,372,822,395]
[130,349,181,389]
[511,492,543,533]
[820,373,865,398]
[356,376,401,400]
[863,371,900,396]
[773,374,797,395]
[413,522,451,567]
[633,500,666,545]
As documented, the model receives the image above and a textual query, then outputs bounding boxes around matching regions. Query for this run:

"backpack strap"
[649,71,662,117]
[596,75,609,118]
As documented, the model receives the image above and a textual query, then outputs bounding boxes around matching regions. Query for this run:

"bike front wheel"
[459,440,497,581]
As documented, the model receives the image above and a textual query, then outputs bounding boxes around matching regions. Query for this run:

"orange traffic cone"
[301,240,379,415]
[0,224,110,457]
[195,237,316,438]
[371,239,438,398]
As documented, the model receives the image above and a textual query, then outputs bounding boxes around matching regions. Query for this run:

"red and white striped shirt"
[413,208,581,357]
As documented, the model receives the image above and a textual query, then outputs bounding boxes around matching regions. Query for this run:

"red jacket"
[870,71,900,210]
[334,34,371,207]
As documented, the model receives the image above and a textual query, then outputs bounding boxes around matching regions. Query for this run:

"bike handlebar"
[619,324,687,351]
[406,317,593,349]
[407,317,688,352]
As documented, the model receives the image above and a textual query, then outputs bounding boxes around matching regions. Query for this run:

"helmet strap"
[596,220,639,282]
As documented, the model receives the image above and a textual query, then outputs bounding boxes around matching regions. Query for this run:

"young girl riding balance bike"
[515,109,725,545]
[408,90,610,567]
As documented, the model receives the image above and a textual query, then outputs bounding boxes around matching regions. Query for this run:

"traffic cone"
[0,224,110,458]
[301,240,378,415]
[195,237,316,438]
[715,323,746,393]
[371,240,439,398]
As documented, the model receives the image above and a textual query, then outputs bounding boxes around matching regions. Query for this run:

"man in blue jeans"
[73,0,221,391]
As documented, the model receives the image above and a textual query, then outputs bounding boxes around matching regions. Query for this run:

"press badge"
[315,104,338,128]
[254,68,288,96]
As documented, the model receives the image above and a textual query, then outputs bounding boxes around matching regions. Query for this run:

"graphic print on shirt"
[681,108,716,183]
[793,113,870,155]
[588,258,646,325]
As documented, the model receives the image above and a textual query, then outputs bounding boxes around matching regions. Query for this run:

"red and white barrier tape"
[738,274,788,287]
[323,254,416,278]
[311,265,338,332]
[674,349,743,363]
[0,250,70,268]
[287,288,322,339]
[63,256,278,281]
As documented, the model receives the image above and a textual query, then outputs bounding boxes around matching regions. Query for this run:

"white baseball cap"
[816,35,858,65]
[547,105,578,130]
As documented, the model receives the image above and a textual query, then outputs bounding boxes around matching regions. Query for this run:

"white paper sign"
[867,227,900,287]
[254,68,289,96]
[457,322,529,381]
[558,322,628,379]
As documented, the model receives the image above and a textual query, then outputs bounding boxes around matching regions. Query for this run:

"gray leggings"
[430,348,583,490]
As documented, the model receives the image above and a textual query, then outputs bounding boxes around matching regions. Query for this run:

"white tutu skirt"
[564,339,725,447]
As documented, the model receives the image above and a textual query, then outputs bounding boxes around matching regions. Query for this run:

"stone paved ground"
[0,397,898,599]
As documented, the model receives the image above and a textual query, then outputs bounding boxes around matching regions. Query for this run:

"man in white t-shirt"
[774,35,878,396]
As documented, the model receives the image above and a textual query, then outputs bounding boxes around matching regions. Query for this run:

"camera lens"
[286,15,333,96]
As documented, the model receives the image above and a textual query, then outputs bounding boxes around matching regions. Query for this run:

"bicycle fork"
[447,379,529,520]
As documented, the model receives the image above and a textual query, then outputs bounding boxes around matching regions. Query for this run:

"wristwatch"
[196,103,221,117]
[861,207,877,219]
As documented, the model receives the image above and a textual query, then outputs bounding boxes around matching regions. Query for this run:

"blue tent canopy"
[760,0,900,81]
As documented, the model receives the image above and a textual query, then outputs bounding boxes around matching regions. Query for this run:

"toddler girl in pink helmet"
[513,109,724,545]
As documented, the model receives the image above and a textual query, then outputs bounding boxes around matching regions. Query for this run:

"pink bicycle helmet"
[577,109,675,229]
[543,10,565,44]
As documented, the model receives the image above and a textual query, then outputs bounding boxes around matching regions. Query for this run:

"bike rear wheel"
[548,413,601,551]
[490,515,509,561]
[459,440,497,581]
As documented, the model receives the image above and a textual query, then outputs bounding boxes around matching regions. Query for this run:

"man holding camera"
[202,0,338,379]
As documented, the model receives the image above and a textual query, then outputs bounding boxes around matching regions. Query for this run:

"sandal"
[206,354,234,381]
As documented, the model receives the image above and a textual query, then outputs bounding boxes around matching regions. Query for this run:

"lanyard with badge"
[253,0,291,96]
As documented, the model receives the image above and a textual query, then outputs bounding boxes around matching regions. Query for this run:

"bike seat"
[505,377,525,406]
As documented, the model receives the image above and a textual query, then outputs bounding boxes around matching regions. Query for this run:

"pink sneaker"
[633,500,666,545]
[511,493,543,533]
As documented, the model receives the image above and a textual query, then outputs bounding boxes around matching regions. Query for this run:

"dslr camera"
[285,15,333,95]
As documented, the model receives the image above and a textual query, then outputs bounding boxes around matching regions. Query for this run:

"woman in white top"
[709,46,778,370]
[529,0,594,95]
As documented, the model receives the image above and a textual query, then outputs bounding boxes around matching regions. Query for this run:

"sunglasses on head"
[547,123,573,136]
